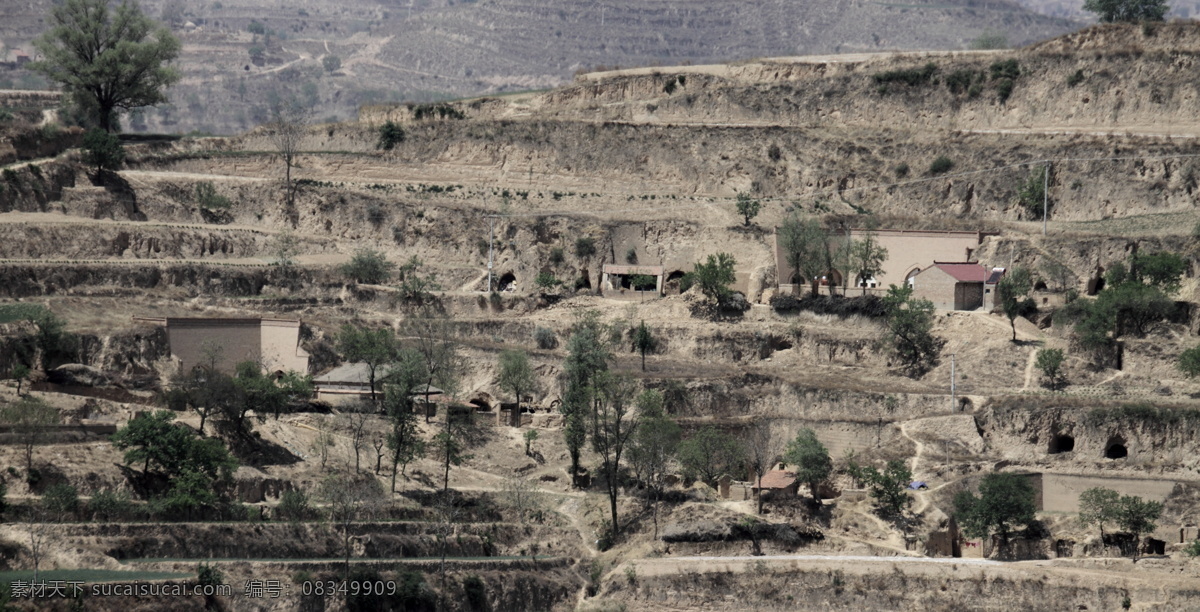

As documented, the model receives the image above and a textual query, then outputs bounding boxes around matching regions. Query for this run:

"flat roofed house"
[135,317,310,374]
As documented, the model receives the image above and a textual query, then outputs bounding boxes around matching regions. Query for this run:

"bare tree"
[743,420,781,515]
[311,424,334,472]
[266,99,311,217]
[0,397,59,473]
[342,408,371,473]
[371,435,386,475]
[501,475,544,523]
[318,474,385,578]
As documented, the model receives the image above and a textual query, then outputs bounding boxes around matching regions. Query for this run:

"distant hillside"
[0,0,1079,133]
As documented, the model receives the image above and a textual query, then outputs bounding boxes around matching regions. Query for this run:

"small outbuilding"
[911,262,992,311]
[750,470,799,500]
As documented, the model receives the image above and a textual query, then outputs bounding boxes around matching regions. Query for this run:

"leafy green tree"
[735,192,761,226]
[225,361,312,440]
[1036,348,1066,389]
[497,349,537,427]
[1129,251,1187,294]
[0,396,59,472]
[1079,487,1121,537]
[629,274,657,291]
[9,363,29,396]
[560,310,612,486]
[632,320,655,371]
[396,256,440,303]
[247,20,266,34]
[31,0,182,132]
[1083,0,1168,22]
[997,267,1034,341]
[428,407,477,491]
[276,489,313,522]
[336,324,398,403]
[376,121,406,150]
[882,285,941,376]
[574,236,596,258]
[342,248,395,284]
[783,428,832,505]
[678,425,745,486]
[1017,166,1049,220]
[383,356,426,492]
[691,253,737,303]
[0,480,10,519]
[954,473,1036,546]
[777,214,830,296]
[81,128,126,174]
[110,410,237,482]
[1040,257,1077,292]
[1179,345,1200,378]
[849,231,889,295]
[164,365,241,434]
[627,390,680,538]
[523,429,539,456]
[848,459,912,520]
[322,54,342,73]
[1116,495,1163,559]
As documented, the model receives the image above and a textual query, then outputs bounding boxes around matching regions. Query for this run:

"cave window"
[1034,280,1047,291]
[1105,437,1128,459]
[576,269,592,290]
[905,268,921,288]
[498,272,516,292]
[1048,434,1075,454]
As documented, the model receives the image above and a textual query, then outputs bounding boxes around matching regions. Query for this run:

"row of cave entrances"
[1047,433,1128,459]
[500,269,691,293]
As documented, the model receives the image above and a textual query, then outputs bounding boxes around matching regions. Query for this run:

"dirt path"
[1022,349,1039,391]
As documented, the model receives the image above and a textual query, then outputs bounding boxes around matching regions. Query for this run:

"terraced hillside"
[2,22,1200,612]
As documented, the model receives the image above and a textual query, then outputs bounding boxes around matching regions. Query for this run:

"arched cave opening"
[498,272,516,291]
[576,269,592,291]
[1048,434,1075,454]
[469,399,492,412]
[1034,280,1048,291]
[1105,437,1128,459]
[665,270,686,294]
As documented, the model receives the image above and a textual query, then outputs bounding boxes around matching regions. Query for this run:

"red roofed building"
[911,262,1005,311]
[750,469,799,500]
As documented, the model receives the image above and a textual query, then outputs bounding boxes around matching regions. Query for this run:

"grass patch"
[1085,403,1200,427]
[0,569,190,586]
[0,303,48,323]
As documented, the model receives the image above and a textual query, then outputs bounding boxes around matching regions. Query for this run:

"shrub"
[366,203,387,227]
[1017,166,1049,220]
[535,271,561,291]
[1067,69,1085,87]
[195,181,232,209]
[549,247,564,265]
[489,291,503,310]
[871,62,938,87]
[276,489,312,521]
[893,163,910,178]
[43,483,79,518]
[322,55,341,73]
[995,77,1015,103]
[247,21,265,34]
[989,59,1020,81]
[970,30,1008,50]
[198,563,224,587]
[534,327,557,349]
[767,144,782,161]
[945,69,977,94]
[625,247,638,264]
[376,121,406,150]
[341,248,395,284]
[929,156,954,175]
[463,575,488,611]
[88,489,132,520]
[575,236,596,258]
[1184,539,1200,557]
[769,293,889,318]
[967,82,984,98]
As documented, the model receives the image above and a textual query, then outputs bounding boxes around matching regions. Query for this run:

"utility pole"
[1042,161,1050,236]
[486,216,496,293]
[950,353,956,412]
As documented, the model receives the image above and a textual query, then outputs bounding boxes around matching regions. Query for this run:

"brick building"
[136,317,310,374]
[909,262,1006,311]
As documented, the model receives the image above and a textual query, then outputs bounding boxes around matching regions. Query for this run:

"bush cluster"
[769,293,889,318]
